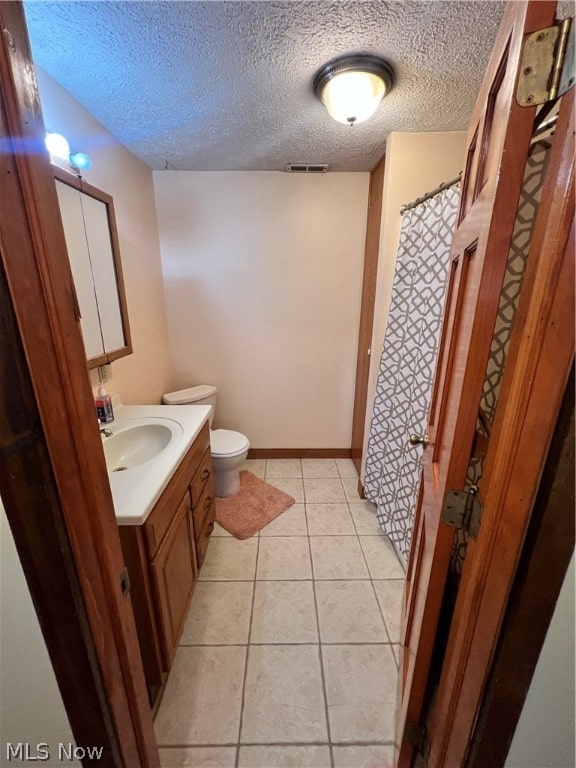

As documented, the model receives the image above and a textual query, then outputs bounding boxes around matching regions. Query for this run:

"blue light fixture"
[69,152,93,172]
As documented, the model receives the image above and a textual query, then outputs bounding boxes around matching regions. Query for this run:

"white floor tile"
[159,747,237,767]
[306,503,356,535]
[315,581,387,643]
[155,646,246,745]
[310,537,369,580]
[322,644,397,743]
[198,537,258,581]
[266,459,302,478]
[341,477,364,502]
[373,580,404,643]
[332,745,395,768]
[154,460,404,758]
[257,537,312,580]
[348,501,382,535]
[267,477,304,502]
[259,503,307,536]
[240,459,266,478]
[180,581,253,645]
[212,522,233,537]
[301,458,339,478]
[335,458,359,478]
[304,478,346,503]
[238,745,331,768]
[241,645,328,743]
[251,581,318,643]
[359,537,405,579]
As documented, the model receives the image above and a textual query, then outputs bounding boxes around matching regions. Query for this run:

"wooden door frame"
[427,85,575,766]
[466,364,574,767]
[351,155,385,476]
[0,4,159,765]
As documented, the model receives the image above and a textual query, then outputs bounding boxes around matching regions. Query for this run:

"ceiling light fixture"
[45,132,93,174]
[313,54,395,126]
[45,132,70,160]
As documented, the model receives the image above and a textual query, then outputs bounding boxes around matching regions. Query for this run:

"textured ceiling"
[24,1,507,172]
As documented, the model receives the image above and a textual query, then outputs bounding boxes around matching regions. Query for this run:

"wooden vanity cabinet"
[119,421,216,704]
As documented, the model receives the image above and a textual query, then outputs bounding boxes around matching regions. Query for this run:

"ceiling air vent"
[286,163,329,173]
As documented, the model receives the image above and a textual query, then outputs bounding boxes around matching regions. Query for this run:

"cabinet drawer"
[193,459,215,534]
[195,486,216,569]
[191,448,213,507]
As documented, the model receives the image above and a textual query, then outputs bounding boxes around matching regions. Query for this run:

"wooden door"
[351,156,385,474]
[151,491,197,667]
[396,2,558,764]
[428,88,574,767]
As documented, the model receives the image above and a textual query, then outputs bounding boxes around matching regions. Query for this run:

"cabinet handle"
[204,496,213,511]
[207,522,214,535]
[201,468,210,482]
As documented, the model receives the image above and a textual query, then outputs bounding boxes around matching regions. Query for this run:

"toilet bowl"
[162,385,249,498]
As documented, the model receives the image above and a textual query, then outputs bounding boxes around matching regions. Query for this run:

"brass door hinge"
[517,17,575,106]
[442,485,483,539]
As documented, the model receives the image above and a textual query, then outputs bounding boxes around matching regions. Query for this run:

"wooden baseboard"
[247,448,352,459]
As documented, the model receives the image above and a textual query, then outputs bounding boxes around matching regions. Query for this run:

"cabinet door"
[55,180,104,359]
[81,193,125,352]
[53,169,132,368]
[150,491,197,668]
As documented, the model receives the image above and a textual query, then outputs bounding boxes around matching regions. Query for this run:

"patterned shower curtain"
[364,185,460,563]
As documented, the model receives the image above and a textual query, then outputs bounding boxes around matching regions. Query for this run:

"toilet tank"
[162,385,217,426]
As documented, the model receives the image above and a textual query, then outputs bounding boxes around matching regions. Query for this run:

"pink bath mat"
[215,470,295,539]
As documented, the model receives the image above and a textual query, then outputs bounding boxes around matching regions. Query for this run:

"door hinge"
[442,484,483,540]
[517,17,575,106]
[406,720,431,763]
[119,566,131,596]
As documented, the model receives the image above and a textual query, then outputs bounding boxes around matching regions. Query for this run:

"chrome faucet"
[100,428,113,438]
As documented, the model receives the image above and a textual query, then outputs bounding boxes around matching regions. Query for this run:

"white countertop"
[104,401,211,525]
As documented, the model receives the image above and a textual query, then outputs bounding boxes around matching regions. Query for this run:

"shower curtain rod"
[400,171,462,214]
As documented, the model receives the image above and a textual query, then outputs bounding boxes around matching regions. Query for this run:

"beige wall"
[505,553,575,767]
[36,70,172,404]
[154,171,369,448]
[1,500,80,767]
[362,131,467,475]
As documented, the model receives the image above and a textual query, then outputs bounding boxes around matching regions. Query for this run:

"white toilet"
[162,385,250,498]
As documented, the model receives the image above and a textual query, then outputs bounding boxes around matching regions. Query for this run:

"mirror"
[54,169,132,368]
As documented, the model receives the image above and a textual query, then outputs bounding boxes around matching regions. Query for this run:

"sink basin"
[103,423,173,472]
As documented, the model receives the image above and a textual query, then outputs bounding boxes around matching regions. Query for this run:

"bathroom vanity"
[107,403,215,704]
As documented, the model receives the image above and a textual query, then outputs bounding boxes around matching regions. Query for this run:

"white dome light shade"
[45,132,70,160]
[314,55,395,126]
[321,70,386,125]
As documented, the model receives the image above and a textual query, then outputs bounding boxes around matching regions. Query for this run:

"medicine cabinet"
[54,168,132,368]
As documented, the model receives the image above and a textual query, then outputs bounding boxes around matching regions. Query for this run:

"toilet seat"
[210,428,250,458]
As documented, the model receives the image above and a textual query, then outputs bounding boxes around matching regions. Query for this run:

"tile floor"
[155,458,405,768]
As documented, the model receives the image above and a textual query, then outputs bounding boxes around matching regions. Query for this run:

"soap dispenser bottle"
[95,383,114,424]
